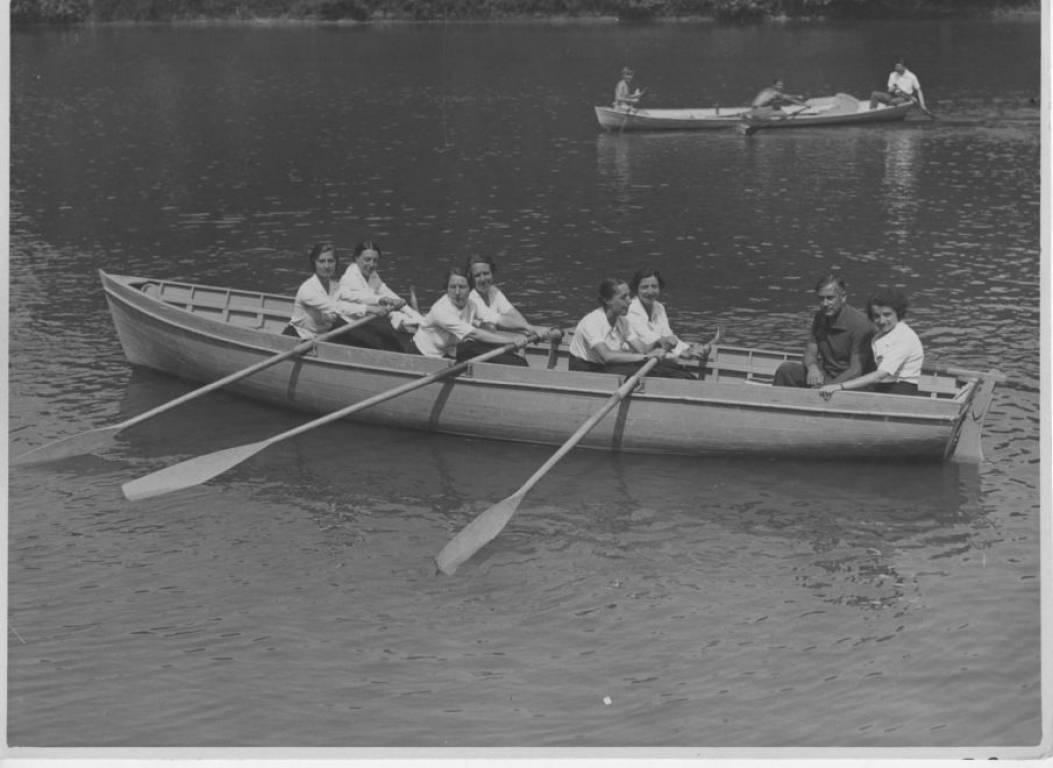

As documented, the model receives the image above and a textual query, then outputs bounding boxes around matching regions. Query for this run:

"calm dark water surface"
[8,19,1042,751]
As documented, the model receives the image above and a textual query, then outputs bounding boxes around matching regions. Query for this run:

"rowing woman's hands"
[527,325,563,343]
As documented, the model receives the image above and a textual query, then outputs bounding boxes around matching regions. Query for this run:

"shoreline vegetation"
[10,0,1041,24]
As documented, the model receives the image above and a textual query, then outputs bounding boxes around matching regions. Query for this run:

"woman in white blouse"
[568,277,692,379]
[818,287,924,399]
[626,269,717,376]
[411,267,532,366]
[339,240,425,335]
[465,255,561,348]
[286,243,393,348]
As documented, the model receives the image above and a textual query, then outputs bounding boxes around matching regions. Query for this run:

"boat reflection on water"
[881,129,921,243]
[595,132,634,205]
[115,365,988,603]
[594,131,725,205]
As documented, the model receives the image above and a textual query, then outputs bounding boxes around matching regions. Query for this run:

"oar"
[434,355,661,575]
[909,94,936,120]
[545,332,562,369]
[618,89,645,133]
[742,102,811,136]
[409,285,421,314]
[10,316,380,466]
[930,366,1006,382]
[121,336,535,501]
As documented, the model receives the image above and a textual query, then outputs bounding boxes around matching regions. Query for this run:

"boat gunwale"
[102,272,972,425]
[595,99,913,131]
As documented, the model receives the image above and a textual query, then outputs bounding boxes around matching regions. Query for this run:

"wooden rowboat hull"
[595,105,749,131]
[741,95,915,131]
[100,271,997,462]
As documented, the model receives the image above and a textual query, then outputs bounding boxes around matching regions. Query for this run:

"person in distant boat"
[409,267,534,365]
[818,287,923,398]
[465,255,561,345]
[285,242,394,348]
[773,273,874,389]
[626,268,719,379]
[749,78,808,119]
[614,66,645,111]
[339,239,424,337]
[568,277,693,379]
[869,58,927,112]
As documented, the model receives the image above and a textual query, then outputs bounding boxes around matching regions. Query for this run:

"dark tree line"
[10,0,1038,24]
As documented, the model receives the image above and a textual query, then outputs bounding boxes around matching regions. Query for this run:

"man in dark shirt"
[774,274,873,388]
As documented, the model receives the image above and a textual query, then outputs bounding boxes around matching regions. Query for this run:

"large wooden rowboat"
[101,271,1002,462]
[740,93,914,132]
[594,105,750,132]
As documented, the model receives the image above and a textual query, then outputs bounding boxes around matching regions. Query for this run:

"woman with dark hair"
[627,268,717,371]
[339,240,424,335]
[818,287,924,399]
[284,242,400,351]
[410,267,532,366]
[286,243,371,341]
[465,255,560,343]
[567,278,691,379]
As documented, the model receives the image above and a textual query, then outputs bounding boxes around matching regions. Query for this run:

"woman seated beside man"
[285,242,401,351]
[568,277,696,379]
[409,267,534,366]
[818,287,923,399]
[626,268,718,377]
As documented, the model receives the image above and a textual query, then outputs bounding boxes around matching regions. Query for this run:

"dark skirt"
[455,338,529,367]
[568,355,695,379]
[872,380,920,396]
[285,316,405,352]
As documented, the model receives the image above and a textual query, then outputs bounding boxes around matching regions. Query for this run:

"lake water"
[6,17,1044,756]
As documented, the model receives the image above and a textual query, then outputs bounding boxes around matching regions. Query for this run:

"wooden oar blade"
[435,492,524,576]
[121,440,269,501]
[11,426,120,466]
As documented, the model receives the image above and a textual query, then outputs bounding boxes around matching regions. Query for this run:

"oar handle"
[545,333,562,369]
[264,336,532,446]
[114,316,376,431]
[516,356,660,498]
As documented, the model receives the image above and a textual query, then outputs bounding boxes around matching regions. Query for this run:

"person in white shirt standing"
[410,267,533,365]
[869,58,928,113]
[818,287,924,399]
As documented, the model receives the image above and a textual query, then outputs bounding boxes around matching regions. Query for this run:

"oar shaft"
[434,356,660,575]
[260,338,530,447]
[516,357,659,498]
[114,317,372,431]
[930,366,1007,383]
[11,315,379,465]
